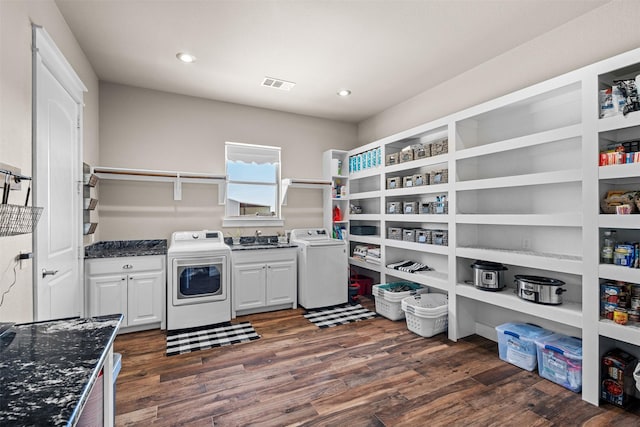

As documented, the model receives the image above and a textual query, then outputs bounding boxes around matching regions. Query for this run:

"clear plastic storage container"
[495,323,553,371]
[535,333,583,392]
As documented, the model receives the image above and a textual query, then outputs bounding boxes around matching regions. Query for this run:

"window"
[224,142,282,227]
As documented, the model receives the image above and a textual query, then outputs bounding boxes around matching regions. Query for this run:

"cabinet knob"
[123,264,133,270]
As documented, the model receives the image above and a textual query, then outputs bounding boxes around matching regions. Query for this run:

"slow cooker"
[471,260,508,291]
[515,275,566,305]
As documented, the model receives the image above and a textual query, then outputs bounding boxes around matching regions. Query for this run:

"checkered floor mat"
[304,303,378,328]
[166,322,260,356]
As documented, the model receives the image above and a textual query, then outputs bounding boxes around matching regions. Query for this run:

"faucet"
[255,230,262,243]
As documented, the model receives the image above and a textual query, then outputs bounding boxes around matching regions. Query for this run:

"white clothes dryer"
[167,230,231,330]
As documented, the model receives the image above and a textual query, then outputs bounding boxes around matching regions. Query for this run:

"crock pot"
[515,275,566,305]
[471,260,508,291]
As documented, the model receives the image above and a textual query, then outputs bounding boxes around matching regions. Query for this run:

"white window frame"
[223,142,284,227]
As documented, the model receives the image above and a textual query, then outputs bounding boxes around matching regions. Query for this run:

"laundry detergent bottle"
[333,205,342,222]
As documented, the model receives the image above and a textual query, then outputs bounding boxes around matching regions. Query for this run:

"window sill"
[222,217,285,228]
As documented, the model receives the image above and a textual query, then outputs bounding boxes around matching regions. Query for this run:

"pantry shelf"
[349,167,382,180]
[350,214,379,221]
[385,268,449,292]
[598,109,640,133]
[386,183,450,196]
[598,263,640,283]
[456,214,582,227]
[455,124,582,161]
[384,239,449,255]
[598,162,640,180]
[598,320,640,346]
[348,257,382,272]
[350,190,382,200]
[385,153,449,173]
[384,214,448,223]
[456,246,583,275]
[456,283,582,329]
[456,169,582,191]
[598,214,640,229]
[349,235,381,245]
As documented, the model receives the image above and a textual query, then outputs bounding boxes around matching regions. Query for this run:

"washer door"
[172,256,227,306]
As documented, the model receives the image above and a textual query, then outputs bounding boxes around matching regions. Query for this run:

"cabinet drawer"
[86,256,165,275]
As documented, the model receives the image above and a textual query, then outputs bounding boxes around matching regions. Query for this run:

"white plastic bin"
[401,293,448,337]
[372,282,426,320]
[495,323,553,371]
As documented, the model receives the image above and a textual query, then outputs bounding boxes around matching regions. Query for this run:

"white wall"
[98,83,357,241]
[0,0,99,323]
[358,0,640,144]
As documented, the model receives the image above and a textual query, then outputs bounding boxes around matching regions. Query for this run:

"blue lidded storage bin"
[535,334,583,392]
[495,323,553,371]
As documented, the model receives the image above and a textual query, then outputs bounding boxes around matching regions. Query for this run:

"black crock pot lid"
[471,260,508,270]
[514,275,565,286]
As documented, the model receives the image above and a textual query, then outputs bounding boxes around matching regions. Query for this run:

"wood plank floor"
[114,297,640,426]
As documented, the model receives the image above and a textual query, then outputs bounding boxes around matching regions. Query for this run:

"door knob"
[42,269,59,278]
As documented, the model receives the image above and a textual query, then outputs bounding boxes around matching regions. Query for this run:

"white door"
[32,26,86,320]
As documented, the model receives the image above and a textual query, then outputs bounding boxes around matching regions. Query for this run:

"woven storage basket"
[430,139,449,156]
[430,169,449,185]
[432,230,448,246]
[430,201,448,214]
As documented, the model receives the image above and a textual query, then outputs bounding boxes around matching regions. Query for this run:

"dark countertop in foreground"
[0,314,123,426]
[85,239,167,258]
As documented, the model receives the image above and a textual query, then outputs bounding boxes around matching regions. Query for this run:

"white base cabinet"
[86,255,165,331]
[232,248,297,317]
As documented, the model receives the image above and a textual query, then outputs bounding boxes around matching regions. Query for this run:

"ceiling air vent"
[261,76,296,91]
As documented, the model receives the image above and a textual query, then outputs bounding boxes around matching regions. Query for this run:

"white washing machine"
[290,228,348,309]
[167,230,231,330]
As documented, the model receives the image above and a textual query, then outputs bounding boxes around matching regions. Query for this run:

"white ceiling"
[55,0,610,123]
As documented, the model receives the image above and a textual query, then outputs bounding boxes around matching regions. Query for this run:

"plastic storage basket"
[535,333,583,392]
[372,282,425,320]
[495,323,553,371]
[401,293,448,337]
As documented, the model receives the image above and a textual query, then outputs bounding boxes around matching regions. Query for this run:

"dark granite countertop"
[0,314,123,426]
[85,239,167,259]
[224,235,297,251]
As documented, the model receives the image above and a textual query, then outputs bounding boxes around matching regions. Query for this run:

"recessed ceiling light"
[337,89,351,97]
[176,52,196,63]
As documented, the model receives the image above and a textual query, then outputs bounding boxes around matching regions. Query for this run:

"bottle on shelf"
[601,230,617,264]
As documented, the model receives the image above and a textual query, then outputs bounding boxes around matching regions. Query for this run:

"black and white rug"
[166,321,260,356]
[304,303,378,328]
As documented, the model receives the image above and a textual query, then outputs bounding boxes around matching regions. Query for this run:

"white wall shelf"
[94,166,226,202]
[350,214,380,221]
[384,239,449,255]
[456,169,582,191]
[349,168,382,180]
[598,110,640,133]
[385,183,449,196]
[384,214,448,223]
[281,178,331,205]
[599,163,640,180]
[349,235,381,245]
[385,153,449,173]
[456,246,582,275]
[385,268,449,292]
[599,263,640,283]
[455,124,582,161]
[456,214,582,227]
[599,320,640,346]
[350,190,382,200]
[456,283,582,329]
[349,257,382,272]
[599,214,640,229]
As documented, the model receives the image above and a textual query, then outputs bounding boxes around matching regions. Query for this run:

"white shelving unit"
[322,150,350,240]
[342,47,640,407]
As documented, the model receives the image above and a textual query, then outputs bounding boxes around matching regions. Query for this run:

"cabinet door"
[266,259,296,306]
[127,271,163,327]
[89,274,128,325]
[233,262,266,311]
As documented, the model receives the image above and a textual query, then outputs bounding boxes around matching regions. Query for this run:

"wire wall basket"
[0,204,44,237]
[1,168,43,237]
